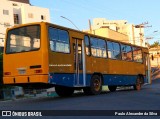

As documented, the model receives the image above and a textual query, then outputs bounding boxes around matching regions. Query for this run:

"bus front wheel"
[108,86,117,92]
[83,75,102,95]
[55,86,74,97]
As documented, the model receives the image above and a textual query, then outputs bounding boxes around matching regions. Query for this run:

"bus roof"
[7,22,148,51]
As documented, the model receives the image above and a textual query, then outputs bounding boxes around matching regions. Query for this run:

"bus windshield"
[6,25,40,54]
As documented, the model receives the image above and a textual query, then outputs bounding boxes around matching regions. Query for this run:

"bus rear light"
[34,69,42,73]
[4,72,11,75]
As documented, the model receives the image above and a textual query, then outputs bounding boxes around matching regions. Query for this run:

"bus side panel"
[103,75,137,86]
[49,73,92,87]
[49,73,75,87]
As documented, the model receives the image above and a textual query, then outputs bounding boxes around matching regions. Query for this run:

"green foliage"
[150,41,160,48]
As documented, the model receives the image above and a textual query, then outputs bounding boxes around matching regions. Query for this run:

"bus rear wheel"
[108,86,117,92]
[55,86,74,97]
[134,76,142,91]
[83,75,102,95]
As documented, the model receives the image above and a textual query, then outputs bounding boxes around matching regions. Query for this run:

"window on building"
[107,41,121,59]
[14,14,19,24]
[84,35,90,55]
[41,15,46,20]
[28,13,34,18]
[12,3,18,6]
[90,37,106,58]
[121,44,133,61]
[132,47,143,63]
[3,10,9,15]
[49,27,70,53]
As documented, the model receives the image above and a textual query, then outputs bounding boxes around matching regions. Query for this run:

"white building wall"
[92,18,145,47]
[0,0,50,46]
[21,5,50,23]
[0,0,14,46]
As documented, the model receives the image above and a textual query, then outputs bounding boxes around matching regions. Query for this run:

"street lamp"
[60,16,80,31]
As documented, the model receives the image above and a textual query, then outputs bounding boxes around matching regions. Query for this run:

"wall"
[149,47,160,67]
[85,27,129,43]
[91,18,145,47]
[21,5,50,23]
[0,0,14,46]
[0,0,50,46]
[9,0,30,4]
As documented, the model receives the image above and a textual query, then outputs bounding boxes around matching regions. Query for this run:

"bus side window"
[90,37,106,58]
[98,39,107,58]
[49,27,70,53]
[121,44,133,61]
[84,35,90,55]
[133,47,143,63]
[107,41,121,59]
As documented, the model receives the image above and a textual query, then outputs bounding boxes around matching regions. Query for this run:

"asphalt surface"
[0,79,160,119]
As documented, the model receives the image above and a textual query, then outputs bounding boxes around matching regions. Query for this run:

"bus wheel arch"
[83,73,103,95]
[55,85,74,97]
[108,86,117,92]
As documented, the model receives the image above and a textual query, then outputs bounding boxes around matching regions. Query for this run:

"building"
[84,26,129,43]
[84,18,145,47]
[9,0,30,4]
[149,47,160,67]
[0,0,50,46]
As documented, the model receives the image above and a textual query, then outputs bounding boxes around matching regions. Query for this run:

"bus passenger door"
[73,38,86,87]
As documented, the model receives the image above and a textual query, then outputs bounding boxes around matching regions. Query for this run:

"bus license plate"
[19,70,26,74]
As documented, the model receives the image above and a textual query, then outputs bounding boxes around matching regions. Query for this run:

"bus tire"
[133,76,142,91]
[108,86,117,92]
[55,86,74,97]
[83,75,102,95]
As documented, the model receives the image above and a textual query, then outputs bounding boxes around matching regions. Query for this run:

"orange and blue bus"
[3,22,150,97]
[0,46,4,86]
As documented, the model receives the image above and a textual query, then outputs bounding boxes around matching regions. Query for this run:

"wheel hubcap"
[94,79,101,91]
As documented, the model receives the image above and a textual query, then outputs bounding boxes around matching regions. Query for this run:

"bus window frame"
[5,24,41,54]
[106,40,121,60]
[90,37,107,59]
[48,26,71,54]
[120,43,133,62]
[84,35,91,56]
[132,46,143,64]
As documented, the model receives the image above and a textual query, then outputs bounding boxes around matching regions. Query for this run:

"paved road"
[0,79,160,118]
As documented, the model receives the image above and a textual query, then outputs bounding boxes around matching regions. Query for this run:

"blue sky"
[30,0,160,44]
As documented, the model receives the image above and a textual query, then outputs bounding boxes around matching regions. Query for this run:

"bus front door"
[73,38,86,87]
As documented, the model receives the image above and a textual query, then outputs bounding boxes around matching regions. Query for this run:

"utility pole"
[135,22,152,46]
[88,19,92,33]
[145,37,153,47]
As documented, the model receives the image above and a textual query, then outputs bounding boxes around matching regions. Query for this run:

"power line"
[60,16,80,31]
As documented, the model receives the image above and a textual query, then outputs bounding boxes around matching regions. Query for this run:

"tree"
[150,41,160,48]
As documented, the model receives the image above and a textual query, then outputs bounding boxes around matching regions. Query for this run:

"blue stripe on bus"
[103,75,137,86]
[49,73,145,87]
[49,73,75,87]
